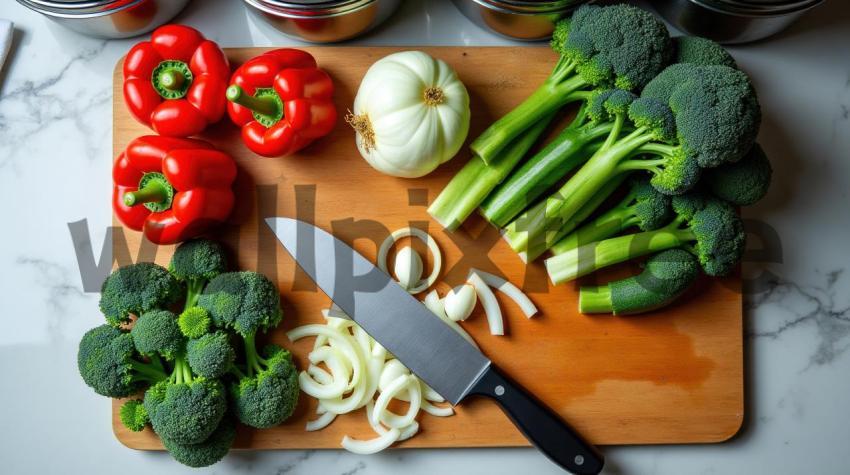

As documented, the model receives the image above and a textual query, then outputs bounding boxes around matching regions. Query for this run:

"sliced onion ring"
[421,399,454,417]
[470,269,538,318]
[341,429,400,455]
[467,272,504,336]
[299,346,349,399]
[378,227,442,295]
[306,411,337,431]
[371,374,421,429]
[423,290,479,349]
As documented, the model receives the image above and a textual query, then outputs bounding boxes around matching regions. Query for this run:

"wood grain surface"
[111,47,743,450]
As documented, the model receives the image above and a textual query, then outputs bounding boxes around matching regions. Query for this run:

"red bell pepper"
[225,49,337,157]
[123,24,230,137]
[113,135,237,245]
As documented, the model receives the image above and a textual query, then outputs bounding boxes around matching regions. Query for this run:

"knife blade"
[266,217,604,475]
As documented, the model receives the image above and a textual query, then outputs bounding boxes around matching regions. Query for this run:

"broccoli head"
[682,196,746,276]
[144,378,227,445]
[673,36,736,68]
[178,306,212,339]
[99,263,182,327]
[169,239,229,307]
[231,344,299,429]
[130,309,184,361]
[471,4,673,164]
[197,271,282,337]
[119,399,149,432]
[78,325,167,397]
[187,332,236,379]
[705,143,772,206]
[559,4,672,91]
[161,415,236,468]
[580,248,700,314]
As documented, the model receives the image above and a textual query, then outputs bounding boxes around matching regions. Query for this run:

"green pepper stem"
[124,180,168,207]
[226,85,280,117]
[159,69,185,91]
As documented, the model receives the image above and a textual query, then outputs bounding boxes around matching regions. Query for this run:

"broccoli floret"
[187,332,235,379]
[197,271,282,337]
[470,4,672,163]
[551,175,672,255]
[99,263,182,327]
[230,344,299,429]
[169,239,228,308]
[673,36,736,68]
[505,63,760,258]
[178,306,212,339]
[77,325,167,397]
[119,399,149,432]
[579,249,700,314]
[144,377,227,445]
[546,193,745,282]
[705,143,772,206]
[161,415,236,468]
[130,310,184,361]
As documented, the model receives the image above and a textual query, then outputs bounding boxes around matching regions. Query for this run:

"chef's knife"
[266,218,603,475]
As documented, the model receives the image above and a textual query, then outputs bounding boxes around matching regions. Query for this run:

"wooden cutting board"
[111,47,743,450]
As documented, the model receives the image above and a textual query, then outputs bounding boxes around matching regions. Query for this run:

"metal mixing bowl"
[450,0,590,41]
[242,0,401,43]
[652,0,824,43]
[16,0,191,39]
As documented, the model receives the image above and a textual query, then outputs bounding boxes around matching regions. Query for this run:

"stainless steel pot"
[450,0,590,41]
[242,0,401,43]
[16,0,191,39]
[652,0,824,44]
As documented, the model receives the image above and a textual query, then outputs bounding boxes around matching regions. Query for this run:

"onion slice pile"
[287,308,454,454]
[378,227,442,294]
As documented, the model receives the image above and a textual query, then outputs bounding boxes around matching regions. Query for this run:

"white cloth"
[0,20,13,72]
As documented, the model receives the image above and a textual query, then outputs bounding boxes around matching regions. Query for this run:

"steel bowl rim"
[25,0,124,10]
[690,0,824,16]
[247,0,376,15]
[469,0,577,15]
[16,0,149,18]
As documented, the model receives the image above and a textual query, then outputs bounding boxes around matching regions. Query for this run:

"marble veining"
[1,0,849,474]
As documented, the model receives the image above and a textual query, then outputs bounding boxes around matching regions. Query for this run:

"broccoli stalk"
[470,4,673,164]
[579,249,700,315]
[546,194,745,283]
[550,176,671,256]
[504,63,760,259]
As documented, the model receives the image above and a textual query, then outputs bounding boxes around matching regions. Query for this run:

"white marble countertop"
[1,0,849,474]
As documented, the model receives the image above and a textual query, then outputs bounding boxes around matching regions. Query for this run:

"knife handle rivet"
[494,385,505,396]
[574,455,585,466]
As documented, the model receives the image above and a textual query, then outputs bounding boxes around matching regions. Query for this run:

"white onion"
[307,365,333,385]
[467,272,504,336]
[305,411,337,431]
[372,374,421,429]
[378,227,442,294]
[379,359,410,392]
[423,290,479,349]
[299,346,349,399]
[444,283,477,322]
[421,399,454,417]
[470,269,538,318]
[341,429,401,455]
[393,245,424,291]
[288,324,363,389]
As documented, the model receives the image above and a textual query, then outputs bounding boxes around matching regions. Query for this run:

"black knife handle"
[468,365,604,475]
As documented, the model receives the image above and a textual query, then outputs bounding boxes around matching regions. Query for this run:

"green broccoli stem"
[471,60,587,164]
[578,286,613,314]
[130,359,168,382]
[521,173,627,263]
[550,184,643,256]
[545,216,696,284]
[184,279,205,310]
[504,126,654,258]
[243,333,268,377]
[480,120,615,228]
[428,113,556,231]
[170,354,193,384]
